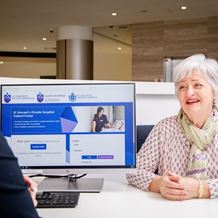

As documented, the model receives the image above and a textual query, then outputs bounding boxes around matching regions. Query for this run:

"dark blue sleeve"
[103,114,109,124]
[0,133,40,218]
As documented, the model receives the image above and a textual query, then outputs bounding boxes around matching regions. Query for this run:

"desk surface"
[36,176,218,218]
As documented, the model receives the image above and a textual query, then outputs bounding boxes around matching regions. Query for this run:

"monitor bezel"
[1,82,136,172]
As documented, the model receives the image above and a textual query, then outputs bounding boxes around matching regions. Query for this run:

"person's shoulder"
[102,114,107,119]
[0,133,14,156]
[155,115,179,130]
[159,115,178,123]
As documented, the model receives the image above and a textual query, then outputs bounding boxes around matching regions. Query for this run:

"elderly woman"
[127,54,218,200]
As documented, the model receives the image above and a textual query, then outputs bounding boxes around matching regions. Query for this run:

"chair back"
[136,125,154,152]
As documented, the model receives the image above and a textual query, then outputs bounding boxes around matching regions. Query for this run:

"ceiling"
[0,0,218,53]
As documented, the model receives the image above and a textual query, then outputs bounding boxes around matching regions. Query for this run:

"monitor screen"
[1,83,136,174]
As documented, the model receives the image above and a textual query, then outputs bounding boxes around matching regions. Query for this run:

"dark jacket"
[0,133,40,218]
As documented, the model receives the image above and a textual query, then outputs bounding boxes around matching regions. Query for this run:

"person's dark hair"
[97,106,104,115]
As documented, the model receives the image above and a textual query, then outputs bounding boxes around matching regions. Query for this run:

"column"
[56,25,93,80]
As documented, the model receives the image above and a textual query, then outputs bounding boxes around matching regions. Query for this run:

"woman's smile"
[185,98,200,105]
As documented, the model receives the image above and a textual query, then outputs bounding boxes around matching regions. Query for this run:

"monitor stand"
[38,175,104,193]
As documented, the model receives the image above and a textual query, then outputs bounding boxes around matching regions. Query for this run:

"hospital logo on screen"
[4,92,11,103]
[69,92,77,102]
[37,92,44,102]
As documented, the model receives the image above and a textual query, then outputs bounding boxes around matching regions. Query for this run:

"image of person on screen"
[0,132,40,217]
[92,106,111,132]
[101,119,125,132]
[127,54,218,200]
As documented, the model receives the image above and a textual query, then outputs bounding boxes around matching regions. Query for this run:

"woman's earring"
[213,99,216,117]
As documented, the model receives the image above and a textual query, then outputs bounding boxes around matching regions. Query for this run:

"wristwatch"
[198,180,204,198]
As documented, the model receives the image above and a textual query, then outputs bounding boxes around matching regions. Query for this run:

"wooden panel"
[208,16,218,60]
[131,22,164,81]
[163,18,208,57]
[132,16,218,81]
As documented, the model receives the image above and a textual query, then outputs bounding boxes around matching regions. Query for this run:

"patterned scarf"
[178,107,218,179]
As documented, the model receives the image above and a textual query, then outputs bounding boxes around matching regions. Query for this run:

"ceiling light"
[23,46,27,50]
[181,6,187,10]
[112,12,117,16]
[42,37,47,41]
[0,61,4,64]
[117,47,122,51]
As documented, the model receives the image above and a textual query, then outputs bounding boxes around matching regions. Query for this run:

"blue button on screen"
[82,155,97,159]
[31,144,47,150]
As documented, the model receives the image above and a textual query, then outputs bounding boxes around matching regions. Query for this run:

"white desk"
[37,177,218,218]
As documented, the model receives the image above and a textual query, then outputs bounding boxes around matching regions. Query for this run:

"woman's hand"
[159,171,199,200]
[23,175,38,206]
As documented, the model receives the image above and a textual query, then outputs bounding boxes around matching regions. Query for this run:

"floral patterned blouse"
[126,116,218,198]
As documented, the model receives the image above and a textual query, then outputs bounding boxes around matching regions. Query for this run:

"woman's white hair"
[173,54,218,100]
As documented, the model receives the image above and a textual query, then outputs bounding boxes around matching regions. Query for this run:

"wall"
[0,57,56,78]
[93,33,131,81]
[0,33,132,81]
[131,16,218,81]
[1,17,218,82]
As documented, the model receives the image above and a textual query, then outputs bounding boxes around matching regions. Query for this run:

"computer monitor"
[1,83,136,192]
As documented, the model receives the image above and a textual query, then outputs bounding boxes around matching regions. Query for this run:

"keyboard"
[36,191,80,208]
